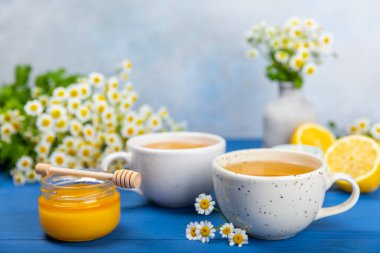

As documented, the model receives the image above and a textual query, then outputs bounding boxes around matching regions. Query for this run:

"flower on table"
[12,171,26,186]
[196,220,216,243]
[228,228,249,247]
[220,223,234,238]
[195,193,215,215]
[16,156,33,172]
[186,221,199,241]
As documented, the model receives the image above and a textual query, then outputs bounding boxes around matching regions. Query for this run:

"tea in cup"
[102,132,226,207]
[212,149,360,240]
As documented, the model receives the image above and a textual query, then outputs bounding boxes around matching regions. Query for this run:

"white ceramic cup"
[101,132,226,207]
[212,149,360,240]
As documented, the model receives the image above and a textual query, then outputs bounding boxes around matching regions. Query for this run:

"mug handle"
[101,152,143,195]
[315,173,360,220]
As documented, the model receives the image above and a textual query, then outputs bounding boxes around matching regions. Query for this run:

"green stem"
[214,207,228,222]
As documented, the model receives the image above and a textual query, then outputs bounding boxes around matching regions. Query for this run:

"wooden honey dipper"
[35,163,141,189]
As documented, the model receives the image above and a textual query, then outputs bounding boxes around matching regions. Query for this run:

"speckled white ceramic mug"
[212,149,360,240]
[101,132,226,207]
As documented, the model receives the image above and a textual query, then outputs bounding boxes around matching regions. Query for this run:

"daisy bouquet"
[246,17,335,88]
[1,60,186,185]
[329,118,380,141]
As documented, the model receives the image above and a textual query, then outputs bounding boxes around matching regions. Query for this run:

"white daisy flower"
[347,123,360,135]
[247,48,259,58]
[12,171,26,186]
[120,59,132,72]
[79,145,94,160]
[298,49,310,60]
[54,117,69,133]
[270,39,281,50]
[289,56,304,71]
[196,221,216,243]
[125,82,133,92]
[105,133,122,146]
[16,156,33,172]
[125,111,137,124]
[139,104,153,119]
[186,222,200,241]
[53,87,67,101]
[75,105,92,122]
[48,97,61,106]
[136,125,145,135]
[121,123,137,138]
[49,151,69,167]
[63,136,78,149]
[370,123,380,140]
[94,101,108,114]
[119,71,130,82]
[78,83,91,100]
[119,98,134,113]
[107,89,120,105]
[25,169,40,183]
[89,72,105,88]
[42,131,56,144]
[67,98,81,114]
[286,16,301,27]
[69,119,83,136]
[129,91,139,103]
[289,27,303,38]
[1,122,16,136]
[36,114,54,132]
[274,51,289,63]
[24,100,43,116]
[36,155,48,163]
[355,118,370,133]
[320,33,333,46]
[303,63,316,75]
[31,87,42,98]
[220,223,235,238]
[48,104,67,120]
[135,116,144,126]
[148,114,162,131]
[39,95,49,107]
[102,107,117,123]
[304,18,319,30]
[83,124,96,141]
[194,193,215,215]
[107,77,119,90]
[228,228,248,247]
[67,85,81,99]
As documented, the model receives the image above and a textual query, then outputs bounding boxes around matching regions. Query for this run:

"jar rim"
[41,174,113,190]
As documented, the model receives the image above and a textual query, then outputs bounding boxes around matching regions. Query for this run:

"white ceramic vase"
[263,82,316,147]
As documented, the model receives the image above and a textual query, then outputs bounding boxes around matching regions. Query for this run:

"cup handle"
[315,173,360,220]
[101,152,143,195]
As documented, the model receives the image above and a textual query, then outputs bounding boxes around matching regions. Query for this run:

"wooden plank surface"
[0,139,379,253]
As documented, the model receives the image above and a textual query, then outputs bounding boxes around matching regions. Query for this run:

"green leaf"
[15,65,32,87]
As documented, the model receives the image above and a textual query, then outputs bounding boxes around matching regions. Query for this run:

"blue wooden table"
[0,139,379,253]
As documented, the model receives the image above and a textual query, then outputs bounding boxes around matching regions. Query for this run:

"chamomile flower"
[119,71,130,81]
[89,72,105,88]
[121,123,137,138]
[135,116,144,126]
[67,85,81,99]
[25,169,40,183]
[289,56,304,71]
[62,136,78,149]
[129,91,139,103]
[36,114,54,132]
[24,100,43,116]
[355,118,370,133]
[195,193,215,215]
[16,156,33,172]
[228,228,248,247]
[54,117,69,133]
[196,221,216,243]
[119,98,134,113]
[139,104,153,119]
[186,222,199,241]
[79,145,94,159]
[248,48,259,58]
[49,151,69,167]
[286,16,301,27]
[93,94,107,104]
[94,101,108,114]
[347,123,360,135]
[39,95,49,107]
[148,114,162,131]
[270,39,281,50]
[78,83,91,100]
[42,131,56,144]
[298,49,310,60]
[370,123,380,140]
[321,33,333,46]
[67,98,81,114]
[105,133,121,146]
[107,89,121,105]
[12,171,26,186]
[136,126,145,135]
[53,87,67,101]
[102,108,117,123]
[69,119,83,136]
[274,51,289,63]
[31,87,43,98]
[76,105,92,122]
[303,63,316,75]
[220,223,234,238]
[107,77,119,90]
[83,125,96,141]
[1,123,16,142]
[120,59,132,72]
[48,104,67,120]
[304,18,318,30]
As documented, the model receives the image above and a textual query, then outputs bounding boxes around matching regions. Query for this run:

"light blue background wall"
[0,0,379,138]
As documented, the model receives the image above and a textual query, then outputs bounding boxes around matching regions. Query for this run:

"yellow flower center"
[83,149,90,156]
[22,160,29,167]
[324,37,330,44]
[112,93,119,100]
[57,91,65,97]
[39,146,47,153]
[152,119,159,126]
[98,105,106,113]
[51,110,61,119]
[295,59,303,68]
[4,114,11,121]
[56,120,66,128]
[124,103,131,109]
[46,136,54,143]
[127,128,134,135]
[306,68,314,75]
[376,128,380,134]
[80,109,88,117]
[200,199,210,209]
[70,89,79,97]
[42,118,50,127]
[222,227,231,235]
[30,104,38,112]
[28,173,35,179]
[190,227,197,237]
[233,234,243,244]
[200,226,210,237]
[351,126,358,132]
[359,122,366,128]
[94,76,101,84]
[55,156,64,165]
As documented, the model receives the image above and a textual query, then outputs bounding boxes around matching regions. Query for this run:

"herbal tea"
[144,141,210,150]
[224,160,315,176]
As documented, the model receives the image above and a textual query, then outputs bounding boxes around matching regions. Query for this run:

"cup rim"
[127,131,226,154]
[212,148,326,181]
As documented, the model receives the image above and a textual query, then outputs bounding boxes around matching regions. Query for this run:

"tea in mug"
[224,160,315,177]
[144,141,210,150]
